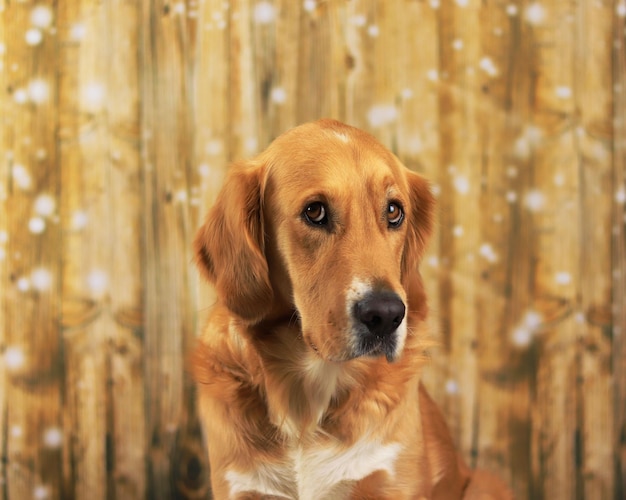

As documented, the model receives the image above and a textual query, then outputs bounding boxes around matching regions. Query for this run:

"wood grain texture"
[0,1,623,499]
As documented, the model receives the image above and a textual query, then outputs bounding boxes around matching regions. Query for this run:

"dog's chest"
[225,436,402,500]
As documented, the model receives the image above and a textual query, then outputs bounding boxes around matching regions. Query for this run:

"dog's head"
[195,119,434,362]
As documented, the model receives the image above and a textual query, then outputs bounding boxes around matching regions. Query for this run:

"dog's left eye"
[303,202,328,225]
[387,202,404,227]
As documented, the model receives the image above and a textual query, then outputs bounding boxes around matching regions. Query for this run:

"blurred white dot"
[254,1,275,24]
[554,173,565,186]
[29,217,46,234]
[87,269,109,297]
[506,166,518,178]
[555,86,572,99]
[350,14,367,26]
[401,88,413,99]
[31,5,54,28]
[25,28,43,46]
[70,23,86,41]
[198,163,210,177]
[244,137,258,154]
[303,0,317,12]
[34,194,56,216]
[479,243,498,263]
[445,379,459,394]
[4,346,26,370]
[453,175,470,194]
[16,277,31,292]
[479,56,498,76]
[427,255,439,268]
[525,3,546,25]
[367,25,379,37]
[452,39,464,50]
[10,425,23,438]
[426,69,439,82]
[524,189,545,212]
[616,188,626,204]
[205,139,223,156]
[270,87,287,104]
[33,486,50,500]
[555,271,572,285]
[367,104,398,127]
[71,210,88,230]
[429,0,440,8]
[456,0,469,6]
[0,230,9,244]
[43,427,63,448]
[81,82,106,111]
[13,88,29,104]
[506,4,518,16]
[452,225,464,237]
[512,326,533,347]
[506,191,517,203]
[28,79,48,103]
[0,42,5,55]
[523,310,543,329]
[14,164,34,190]
[617,3,626,17]
[31,268,53,291]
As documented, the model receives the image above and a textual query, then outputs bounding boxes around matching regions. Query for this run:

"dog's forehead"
[262,126,405,195]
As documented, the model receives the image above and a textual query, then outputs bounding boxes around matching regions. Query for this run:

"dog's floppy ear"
[194,161,272,323]
[402,169,435,280]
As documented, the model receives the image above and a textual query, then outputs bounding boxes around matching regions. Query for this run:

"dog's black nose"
[355,292,406,338]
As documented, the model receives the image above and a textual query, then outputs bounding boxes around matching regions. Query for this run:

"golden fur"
[192,119,512,499]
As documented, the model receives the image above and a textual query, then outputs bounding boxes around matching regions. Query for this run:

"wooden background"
[1,0,624,498]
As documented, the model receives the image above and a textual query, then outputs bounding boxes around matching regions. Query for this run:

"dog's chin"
[353,336,400,363]
[304,333,400,364]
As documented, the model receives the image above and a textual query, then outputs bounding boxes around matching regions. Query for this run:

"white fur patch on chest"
[225,437,402,500]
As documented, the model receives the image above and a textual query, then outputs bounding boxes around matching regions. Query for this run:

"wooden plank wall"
[0,0,623,499]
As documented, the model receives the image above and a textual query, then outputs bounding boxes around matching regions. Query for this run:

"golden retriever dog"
[192,119,512,499]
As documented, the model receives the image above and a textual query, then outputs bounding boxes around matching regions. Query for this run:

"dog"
[192,119,512,499]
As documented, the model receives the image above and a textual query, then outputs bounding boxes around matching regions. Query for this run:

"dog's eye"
[303,202,328,225]
[387,202,404,228]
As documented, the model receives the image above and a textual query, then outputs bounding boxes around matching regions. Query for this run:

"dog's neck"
[249,317,424,443]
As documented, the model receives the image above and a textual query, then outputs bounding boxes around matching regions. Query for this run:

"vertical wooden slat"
[139,1,197,497]
[3,1,64,498]
[612,0,626,496]
[0,0,8,496]
[57,0,110,497]
[574,1,615,498]
[434,0,482,462]
[106,0,146,496]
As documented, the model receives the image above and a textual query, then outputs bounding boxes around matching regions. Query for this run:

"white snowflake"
[254,1,275,24]
[31,268,53,291]
[555,86,572,99]
[367,104,398,127]
[71,211,88,230]
[445,379,459,394]
[506,4,518,16]
[28,217,46,234]
[25,28,43,46]
[479,243,498,263]
[43,428,63,448]
[524,189,545,212]
[31,5,53,28]
[34,194,56,216]
[479,56,498,76]
[525,3,546,25]
[555,271,572,285]
[453,175,470,194]
[81,82,106,111]
[270,87,287,104]
[4,346,26,370]
[303,0,317,12]
[87,269,109,297]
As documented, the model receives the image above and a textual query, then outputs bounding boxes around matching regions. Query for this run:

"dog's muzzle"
[352,291,406,362]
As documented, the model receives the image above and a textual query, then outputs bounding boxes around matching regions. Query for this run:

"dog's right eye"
[303,202,328,225]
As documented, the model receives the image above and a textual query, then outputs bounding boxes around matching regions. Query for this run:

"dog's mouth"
[353,332,399,363]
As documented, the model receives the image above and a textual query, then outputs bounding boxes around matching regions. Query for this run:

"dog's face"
[195,120,434,363]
